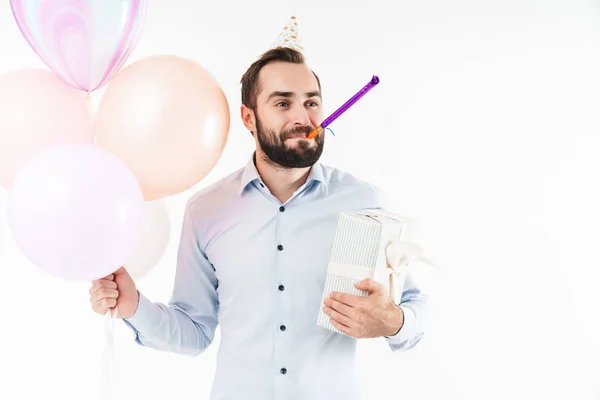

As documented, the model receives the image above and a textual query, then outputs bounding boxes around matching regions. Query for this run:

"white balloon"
[124,200,170,281]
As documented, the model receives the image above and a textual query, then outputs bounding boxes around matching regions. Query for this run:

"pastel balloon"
[7,144,145,281]
[9,0,147,92]
[95,55,230,200]
[0,69,94,189]
[124,200,171,281]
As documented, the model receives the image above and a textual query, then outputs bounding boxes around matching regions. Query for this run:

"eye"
[306,101,319,107]
[275,101,289,107]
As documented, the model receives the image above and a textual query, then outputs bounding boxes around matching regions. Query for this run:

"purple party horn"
[307,75,379,139]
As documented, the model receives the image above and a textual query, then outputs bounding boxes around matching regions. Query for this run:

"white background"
[1,0,600,399]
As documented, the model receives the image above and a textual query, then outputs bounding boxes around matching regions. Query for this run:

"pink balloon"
[9,0,147,92]
[0,69,94,189]
[7,144,145,281]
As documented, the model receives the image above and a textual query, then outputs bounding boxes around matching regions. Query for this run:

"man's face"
[253,62,325,168]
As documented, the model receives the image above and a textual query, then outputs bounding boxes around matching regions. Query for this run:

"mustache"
[281,126,314,139]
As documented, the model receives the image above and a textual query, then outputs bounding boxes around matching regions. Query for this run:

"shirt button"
[278,285,285,291]
[279,206,285,212]
[280,368,287,375]
[277,244,284,251]
[280,325,286,331]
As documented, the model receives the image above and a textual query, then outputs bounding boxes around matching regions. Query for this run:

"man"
[89,16,427,400]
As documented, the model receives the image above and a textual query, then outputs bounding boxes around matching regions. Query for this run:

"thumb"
[113,266,126,275]
[113,266,131,278]
[354,278,383,294]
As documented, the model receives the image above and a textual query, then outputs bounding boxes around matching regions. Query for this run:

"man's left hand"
[323,278,404,338]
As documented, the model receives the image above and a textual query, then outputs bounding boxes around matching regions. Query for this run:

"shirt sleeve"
[384,272,428,351]
[375,190,429,351]
[122,202,219,357]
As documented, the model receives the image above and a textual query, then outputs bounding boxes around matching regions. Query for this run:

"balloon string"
[103,306,117,400]
[326,127,335,137]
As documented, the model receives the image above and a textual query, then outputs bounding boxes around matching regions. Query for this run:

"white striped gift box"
[317,209,414,336]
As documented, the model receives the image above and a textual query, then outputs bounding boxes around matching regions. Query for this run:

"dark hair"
[240,47,321,111]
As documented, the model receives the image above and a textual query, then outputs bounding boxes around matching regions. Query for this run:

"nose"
[289,103,312,127]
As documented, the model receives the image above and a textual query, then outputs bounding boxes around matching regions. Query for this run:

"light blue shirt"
[123,153,427,400]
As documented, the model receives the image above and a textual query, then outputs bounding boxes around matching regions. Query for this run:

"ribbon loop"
[385,240,435,303]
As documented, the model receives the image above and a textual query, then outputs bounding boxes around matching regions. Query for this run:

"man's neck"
[255,151,312,204]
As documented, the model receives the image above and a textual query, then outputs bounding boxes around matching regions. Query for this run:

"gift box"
[316,209,417,335]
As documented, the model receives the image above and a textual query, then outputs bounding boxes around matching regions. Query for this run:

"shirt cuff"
[384,304,417,344]
[122,291,161,333]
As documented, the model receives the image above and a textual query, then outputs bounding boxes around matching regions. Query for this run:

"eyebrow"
[266,91,322,102]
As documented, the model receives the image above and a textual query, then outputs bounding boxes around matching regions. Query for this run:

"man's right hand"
[89,266,139,318]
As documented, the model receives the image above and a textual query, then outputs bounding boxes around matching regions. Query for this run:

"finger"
[354,278,384,294]
[326,298,355,320]
[89,281,100,295]
[91,299,112,315]
[98,280,117,290]
[95,297,117,311]
[329,291,362,307]
[323,305,356,328]
[91,274,115,288]
[330,319,356,337]
[90,288,119,303]
[92,302,109,315]
[96,274,115,283]
[89,280,117,295]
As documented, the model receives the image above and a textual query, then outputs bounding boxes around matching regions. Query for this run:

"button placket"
[273,199,290,383]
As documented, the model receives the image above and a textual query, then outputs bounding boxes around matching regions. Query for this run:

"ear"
[241,105,256,133]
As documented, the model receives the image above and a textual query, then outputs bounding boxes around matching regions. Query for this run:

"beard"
[255,117,324,168]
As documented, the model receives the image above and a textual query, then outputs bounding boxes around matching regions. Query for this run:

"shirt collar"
[238,153,261,195]
[238,152,329,196]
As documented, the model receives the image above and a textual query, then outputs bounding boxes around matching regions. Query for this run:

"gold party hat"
[270,15,304,53]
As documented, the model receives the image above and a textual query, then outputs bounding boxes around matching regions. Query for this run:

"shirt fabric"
[123,153,427,400]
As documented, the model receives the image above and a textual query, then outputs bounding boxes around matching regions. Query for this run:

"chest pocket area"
[205,221,276,295]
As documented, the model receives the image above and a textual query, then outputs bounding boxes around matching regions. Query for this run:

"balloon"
[0,69,94,189]
[9,0,147,92]
[95,55,230,201]
[124,200,171,281]
[7,144,145,281]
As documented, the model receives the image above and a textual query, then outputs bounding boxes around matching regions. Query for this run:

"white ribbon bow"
[385,240,434,303]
